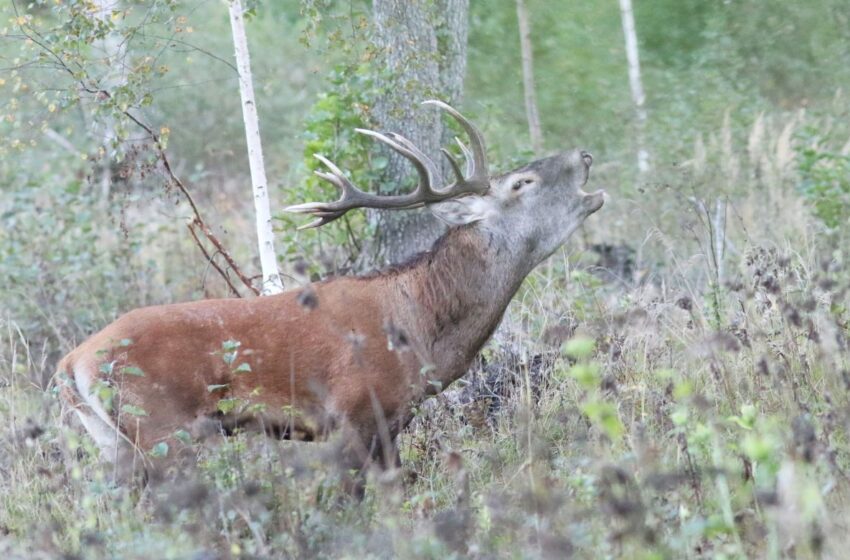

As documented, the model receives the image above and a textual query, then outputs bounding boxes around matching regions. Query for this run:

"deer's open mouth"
[582,189,606,214]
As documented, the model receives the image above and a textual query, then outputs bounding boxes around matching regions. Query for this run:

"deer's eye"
[512,178,534,191]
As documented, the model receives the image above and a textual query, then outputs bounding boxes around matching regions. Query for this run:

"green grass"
[3,73,850,560]
[3,209,850,558]
[3,1,850,556]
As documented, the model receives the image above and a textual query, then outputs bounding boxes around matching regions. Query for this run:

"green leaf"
[234,362,252,373]
[118,338,133,347]
[217,398,239,414]
[150,442,169,458]
[222,339,241,352]
[729,403,757,430]
[247,402,267,414]
[121,404,147,417]
[122,366,144,376]
[222,352,237,366]
[741,434,772,462]
[671,408,689,427]
[173,429,192,445]
[92,381,115,412]
[372,156,388,170]
[564,336,595,359]
[207,384,229,393]
[582,399,624,441]
[673,380,693,400]
[654,368,674,381]
[569,363,600,389]
[98,360,115,375]
[688,423,712,446]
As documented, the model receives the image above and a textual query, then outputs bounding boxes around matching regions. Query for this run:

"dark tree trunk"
[368,0,469,267]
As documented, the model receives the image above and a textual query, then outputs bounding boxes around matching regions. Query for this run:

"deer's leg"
[331,422,371,500]
[366,431,400,470]
[370,410,415,470]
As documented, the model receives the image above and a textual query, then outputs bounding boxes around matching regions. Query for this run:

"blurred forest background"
[2,0,850,558]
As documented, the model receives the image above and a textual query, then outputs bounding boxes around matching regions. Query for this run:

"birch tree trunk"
[229,0,283,294]
[91,0,127,205]
[618,0,650,173]
[369,0,469,267]
[515,0,543,155]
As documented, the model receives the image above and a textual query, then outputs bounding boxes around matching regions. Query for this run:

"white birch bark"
[91,0,126,204]
[515,0,543,154]
[618,0,649,173]
[229,0,283,294]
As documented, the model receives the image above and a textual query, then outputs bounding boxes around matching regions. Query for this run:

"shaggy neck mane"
[369,225,526,386]
[399,226,492,316]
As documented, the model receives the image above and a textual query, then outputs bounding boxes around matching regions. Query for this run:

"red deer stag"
[58,101,605,484]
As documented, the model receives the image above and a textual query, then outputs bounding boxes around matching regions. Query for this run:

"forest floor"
[2,109,850,560]
[2,219,850,559]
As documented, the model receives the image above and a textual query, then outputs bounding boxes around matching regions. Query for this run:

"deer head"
[287,100,605,271]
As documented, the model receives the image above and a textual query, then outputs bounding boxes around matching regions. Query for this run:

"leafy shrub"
[797,138,850,230]
[277,63,378,272]
[0,169,161,357]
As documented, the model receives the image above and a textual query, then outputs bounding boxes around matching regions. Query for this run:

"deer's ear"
[428,195,495,226]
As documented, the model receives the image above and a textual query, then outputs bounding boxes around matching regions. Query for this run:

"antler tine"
[455,137,474,177]
[296,216,331,230]
[312,154,367,200]
[355,128,439,197]
[384,131,441,183]
[287,155,363,210]
[285,145,438,228]
[422,99,489,192]
[440,148,465,183]
[287,102,491,230]
[283,154,370,224]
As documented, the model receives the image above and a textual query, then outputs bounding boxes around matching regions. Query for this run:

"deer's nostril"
[581,151,593,168]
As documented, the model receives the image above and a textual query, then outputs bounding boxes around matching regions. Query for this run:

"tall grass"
[2,110,849,558]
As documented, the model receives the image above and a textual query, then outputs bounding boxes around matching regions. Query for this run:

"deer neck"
[389,225,533,391]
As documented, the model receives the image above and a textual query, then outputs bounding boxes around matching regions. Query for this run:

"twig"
[13,8,259,297]
[187,222,241,297]
[44,128,77,155]
[191,218,259,296]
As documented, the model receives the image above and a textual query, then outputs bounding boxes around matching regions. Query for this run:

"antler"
[286,100,490,229]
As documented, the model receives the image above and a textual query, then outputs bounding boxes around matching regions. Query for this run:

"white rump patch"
[72,364,125,461]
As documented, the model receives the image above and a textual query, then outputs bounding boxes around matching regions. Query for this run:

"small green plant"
[797,128,850,230]
[278,62,381,269]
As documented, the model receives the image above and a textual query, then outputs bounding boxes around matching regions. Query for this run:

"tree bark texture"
[515,0,543,155]
[369,0,469,267]
[229,0,283,294]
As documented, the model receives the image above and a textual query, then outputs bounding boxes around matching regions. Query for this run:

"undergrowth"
[2,112,850,559]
